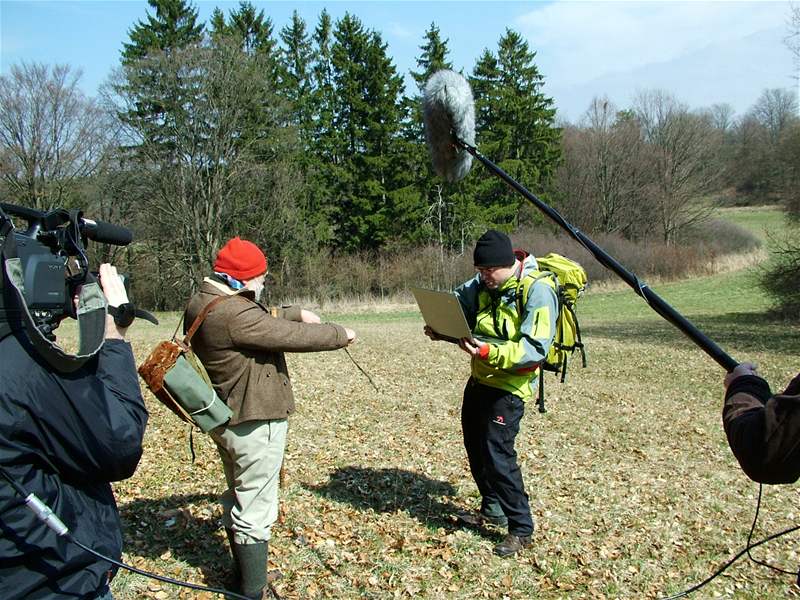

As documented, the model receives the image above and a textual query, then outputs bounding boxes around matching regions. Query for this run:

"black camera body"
[12,232,71,324]
[0,203,133,334]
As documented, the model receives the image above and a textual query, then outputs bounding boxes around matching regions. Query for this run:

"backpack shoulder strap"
[182,295,235,346]
[515,269,557,317]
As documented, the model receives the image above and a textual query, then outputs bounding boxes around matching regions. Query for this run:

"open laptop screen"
[410,287,472,344]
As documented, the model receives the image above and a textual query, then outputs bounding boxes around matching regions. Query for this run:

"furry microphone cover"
[422,70,476,183]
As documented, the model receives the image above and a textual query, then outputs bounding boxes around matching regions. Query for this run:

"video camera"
[0,202,133,336]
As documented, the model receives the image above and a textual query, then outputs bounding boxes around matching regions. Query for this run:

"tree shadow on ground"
[118,493,232,591]
[304,465,500,539]
[585,311,800,357]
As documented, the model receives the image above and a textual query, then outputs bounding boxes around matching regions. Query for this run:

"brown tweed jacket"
[185,278,349,425]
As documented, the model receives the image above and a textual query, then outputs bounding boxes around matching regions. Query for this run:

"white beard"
[249,281,264,300]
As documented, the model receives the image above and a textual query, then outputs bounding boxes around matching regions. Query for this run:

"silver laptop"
[411,287,473,344]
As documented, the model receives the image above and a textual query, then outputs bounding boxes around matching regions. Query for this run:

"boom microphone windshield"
[422,70,476,182]
[420,70,737,372]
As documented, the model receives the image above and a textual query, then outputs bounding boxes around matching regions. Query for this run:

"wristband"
[108,303,135,328]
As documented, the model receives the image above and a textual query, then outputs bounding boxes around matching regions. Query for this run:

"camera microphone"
[80,219,133,246]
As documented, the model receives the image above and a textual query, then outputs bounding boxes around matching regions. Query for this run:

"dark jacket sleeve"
[81,339,149,480]
[723,373,800,484]
[19,339,148,484]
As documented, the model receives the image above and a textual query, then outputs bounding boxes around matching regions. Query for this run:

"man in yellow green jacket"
[427,229,557,557]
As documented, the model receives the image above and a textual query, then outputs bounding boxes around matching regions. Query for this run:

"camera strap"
[0,221,106,373]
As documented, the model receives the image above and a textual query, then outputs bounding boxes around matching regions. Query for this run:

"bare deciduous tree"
[0,63,112,210]
[704,102,736,134]
[779,122,800,219]
[555,97,654,240]
[582,98,654,237]
[750,88,799,142]
[787,3,800,116]
[109,38,301,297]
[633,89,720,244]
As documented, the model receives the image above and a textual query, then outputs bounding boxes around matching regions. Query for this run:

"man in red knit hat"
[186,237,356,599]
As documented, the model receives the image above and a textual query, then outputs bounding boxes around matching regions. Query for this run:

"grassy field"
[714,205,787,240]
[66,207,800,599]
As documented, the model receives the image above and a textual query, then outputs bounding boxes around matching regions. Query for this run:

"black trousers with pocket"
[461,378,534,536]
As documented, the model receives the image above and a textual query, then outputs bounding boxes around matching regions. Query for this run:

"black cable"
[17,493,252,600]
[0,463,28,497]
[66,534,252,600]
[660,483,800,599]
[660,524,800,599]
[746,484,798,576]
[0,464,253,600]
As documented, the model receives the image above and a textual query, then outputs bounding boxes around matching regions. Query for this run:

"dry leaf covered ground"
[98,260,800,600]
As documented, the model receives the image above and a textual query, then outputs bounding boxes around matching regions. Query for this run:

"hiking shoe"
[493,534,531,557]
[255,586,276,600]
[455,509,508,528]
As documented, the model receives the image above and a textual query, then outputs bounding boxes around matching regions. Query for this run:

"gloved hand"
[724,361,759,390]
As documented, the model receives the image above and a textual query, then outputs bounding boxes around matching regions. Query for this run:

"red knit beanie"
[213,237,268,281]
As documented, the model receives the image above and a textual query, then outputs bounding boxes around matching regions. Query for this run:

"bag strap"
[537,373,546,414]
[182,294,235,346]
[516,270,556,318]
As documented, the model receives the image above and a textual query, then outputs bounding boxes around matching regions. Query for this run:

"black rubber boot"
[224,528,240,591]
[231,541,268,599]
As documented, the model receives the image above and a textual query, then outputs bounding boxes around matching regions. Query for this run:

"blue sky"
[1,1,796,122]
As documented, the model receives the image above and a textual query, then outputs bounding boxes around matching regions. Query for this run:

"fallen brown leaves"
[63,307,800,599]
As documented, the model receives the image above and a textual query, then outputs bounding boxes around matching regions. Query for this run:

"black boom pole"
[456,138,738,372]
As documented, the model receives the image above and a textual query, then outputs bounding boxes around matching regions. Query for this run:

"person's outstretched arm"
[723,363,800,484]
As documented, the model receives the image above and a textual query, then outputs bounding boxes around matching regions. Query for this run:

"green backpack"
[515,252,588,413]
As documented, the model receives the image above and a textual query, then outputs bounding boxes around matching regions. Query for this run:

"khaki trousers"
[211,419,288,544]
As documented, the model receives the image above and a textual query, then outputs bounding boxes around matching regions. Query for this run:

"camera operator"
[0,263,148,600]
[723,362,800,484]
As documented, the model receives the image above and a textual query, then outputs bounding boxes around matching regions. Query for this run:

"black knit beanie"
[473,229,515,267]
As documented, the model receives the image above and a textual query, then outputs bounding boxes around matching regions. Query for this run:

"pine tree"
[279,10,314,137]
[404,23,456,248]
[121,0,203,64]
[311,9,335,128]
[363,30,409,244]
[329,14,378,249]
[209,1,279,84]
[410,23,452,91]
[302,9,338,246]
[496,30,559,179]
[118,0,205,156]
[209,2,275,54]
[327,13,405,250]
[310,11,337,165]
[468,29,561,228]
[455,48,504,230]
[470,49,501,139]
